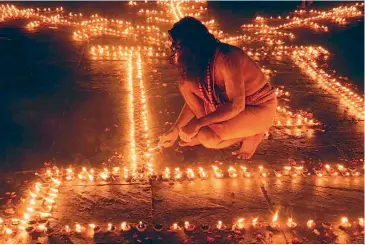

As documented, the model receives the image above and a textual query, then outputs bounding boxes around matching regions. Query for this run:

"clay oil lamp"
[89,223,101,234]
[212,166,224,178]
[35,224,46,233]
[169,223,182,232]
[252,217,263,229]
[186,168,195,180]
[269,211,280,231]
[136,221,147,232]
[120,222,131,232]
[200,224,210,232]
[162,167,171,181]
[216,220,227,231]
[339,217,351,230]
[153,223,163,232]
[283,166,292,175]
[274,170,283,178]
[184,221,195,232]
[306,220,316,230]
[174,168,183,181]
[313,167,324,177]
[107,223,117,232]
[232,218,245,233]
[322,222,332,229]
[198,167,208,180]
[286,218,297,229]
[228,166,238,178]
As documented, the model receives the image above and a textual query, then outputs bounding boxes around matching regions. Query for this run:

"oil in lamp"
[184,221,195,232]
[200,224,210,232]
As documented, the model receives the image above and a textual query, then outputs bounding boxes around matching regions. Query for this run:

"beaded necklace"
[198,61,219,109]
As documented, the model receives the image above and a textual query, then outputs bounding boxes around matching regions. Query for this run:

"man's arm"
[197,51,245,128]
[174,103,195,129]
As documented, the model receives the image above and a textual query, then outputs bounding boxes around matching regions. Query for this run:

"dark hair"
[168,17,220,83]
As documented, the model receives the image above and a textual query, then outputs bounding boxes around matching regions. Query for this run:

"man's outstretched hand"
[158,126,179,148]
[179,119,200,142]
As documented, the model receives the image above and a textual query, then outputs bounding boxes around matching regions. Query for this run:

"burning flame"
[272,211,279,223]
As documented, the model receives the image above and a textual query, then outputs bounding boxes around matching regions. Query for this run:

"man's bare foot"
[236,133,265,159]
[179,136,200,147]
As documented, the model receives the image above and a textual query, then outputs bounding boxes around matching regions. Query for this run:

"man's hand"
[158,126,179,148]
[179,119,201,142]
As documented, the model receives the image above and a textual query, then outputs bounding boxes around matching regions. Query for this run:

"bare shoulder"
[215,43,245,67]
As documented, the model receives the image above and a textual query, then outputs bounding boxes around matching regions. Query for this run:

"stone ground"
[0,3,364,244]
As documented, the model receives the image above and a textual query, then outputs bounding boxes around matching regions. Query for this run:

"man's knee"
[197,128,221,149]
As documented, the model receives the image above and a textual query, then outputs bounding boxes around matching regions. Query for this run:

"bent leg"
[197,127,243,149]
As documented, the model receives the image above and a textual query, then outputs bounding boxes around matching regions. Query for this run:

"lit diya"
[186,168,195,180]
[200,224,210,232]
[107,223,117,232]
[153,223,163,232]
[274,170,283,178]
[339,217,351,229]
[283,166,292,175]
[162,167,171,180]
[174,168,183,181]
[252,217,263,229]
[120,222,131,232]
[136,221,147,232]
[228,166,238,178]
[212,166,223,178]
[286,218,297,229]
[61,225,71,235]
[169,223,182,232]
[307,220,316,230]
[232,218,245,233]
[270,211,280,230]
[75,223,85,234]
[198,167,208,179]
[184,221,195,232]
[89,223,101,234]
[216,220,226,231]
